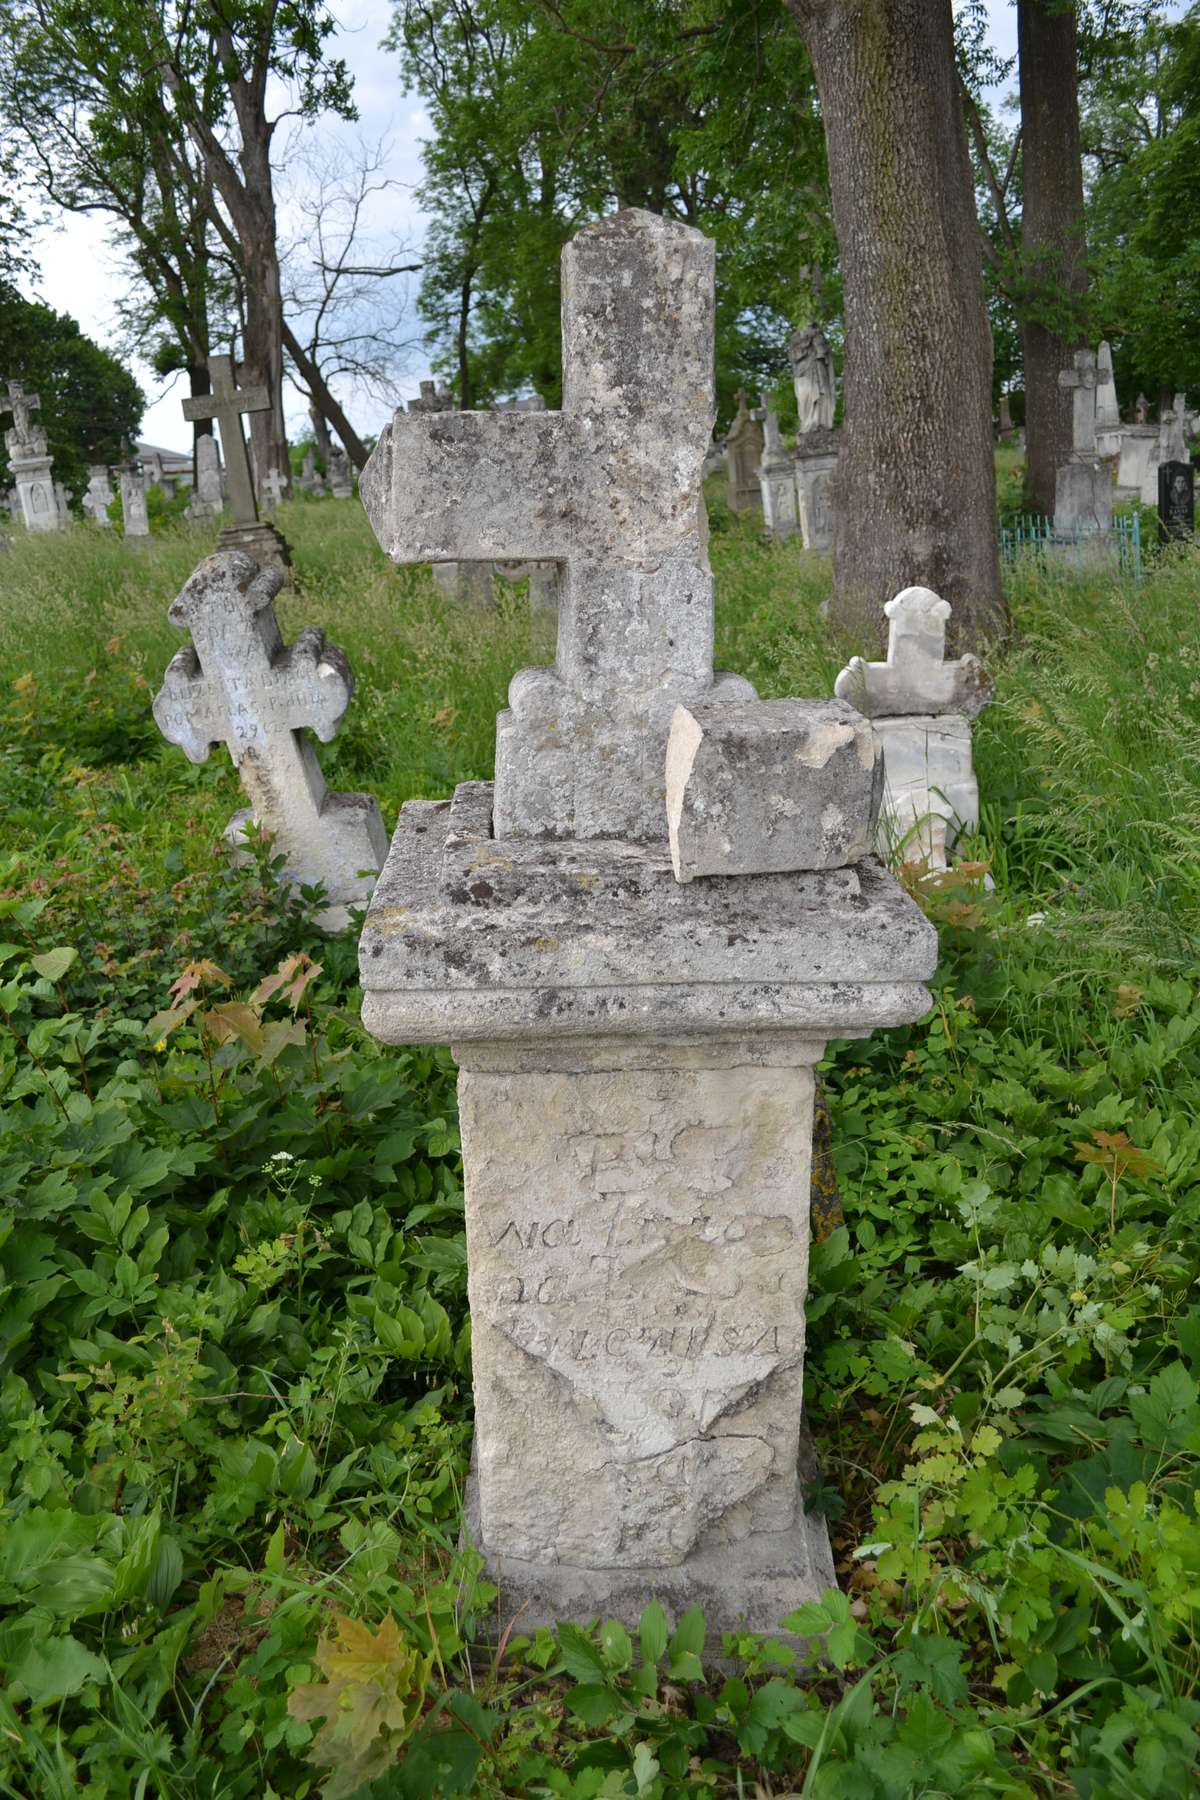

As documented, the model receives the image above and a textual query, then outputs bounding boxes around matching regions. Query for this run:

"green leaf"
[638,1598,668,1667]
[599,1618,632,1672]
[556,1621,608,1683]
[668,1604,706,1663]
[147,1534,184,1610]
[30,946,77,983]
[565,1682,623,1726]
[632,1741,660,1794]
[10,1632,107,1703]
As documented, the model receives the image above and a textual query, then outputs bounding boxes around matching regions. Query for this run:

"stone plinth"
[1116,426,1157,500]
[119,471,150,539]
[10,447,59,532]
[795,429,839,552]
[758,399,798,538]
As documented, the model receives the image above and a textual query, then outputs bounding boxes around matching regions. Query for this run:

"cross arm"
[183,384,271,421]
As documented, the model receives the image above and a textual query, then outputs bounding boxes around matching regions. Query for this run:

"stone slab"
[666,698,881,882]
[874,713,979,866]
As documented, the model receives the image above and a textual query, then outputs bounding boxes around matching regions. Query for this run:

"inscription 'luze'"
[152,551,387,921]
[361,209,755,842]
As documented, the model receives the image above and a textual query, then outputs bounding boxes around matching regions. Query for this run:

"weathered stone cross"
[1059,349,1099,458]
[1,380,41,447]
[153,551,387,918]
[835,586,994,719]
[182,355,268,526]
[361,208,752,841]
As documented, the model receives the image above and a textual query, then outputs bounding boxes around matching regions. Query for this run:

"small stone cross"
[1059,349,1099,457]
[361,208,753,840]
[153,551,387,915]
[1,379,40,446]
[834,586,994,719]
[261,467,287,513]
[182,356,269,527]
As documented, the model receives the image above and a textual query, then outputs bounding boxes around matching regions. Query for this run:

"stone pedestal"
[1115,426,1157,502]
[11,447,59,532]
[760,454,798,538]
[795,432,838,552]
[217,519,292,575]
[1054,458,1114,539]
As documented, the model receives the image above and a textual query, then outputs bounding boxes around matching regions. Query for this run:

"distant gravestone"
[758,396,798,538]
[189,433,224,520]
[724,387,763,514]
[997,392,1013,436]
[1095,340,1121,440]
[789,323,836,434]
[327,444,353,499]
[1158,460,1195,543]
[260,467,287,513]
[791,327,839,552]
[1055,349,1113,544]
[144,448,166,492]
[119,469,150,539]
[153,551,388,929]
[83,465,114,525]
[835,586,994,871]
[182,356,290,570]
[357,210,937,1644]
[1,380,60,533]
[1159,393,1189,466]
[297,447,325,496]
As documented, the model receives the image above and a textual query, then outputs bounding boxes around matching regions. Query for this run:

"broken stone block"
[665,698,881,883]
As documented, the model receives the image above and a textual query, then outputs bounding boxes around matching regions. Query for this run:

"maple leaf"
[170,959,231,1001]
[287,1612,432,1800]
[1073,1129,1162,1182]
[251,953,322,1013]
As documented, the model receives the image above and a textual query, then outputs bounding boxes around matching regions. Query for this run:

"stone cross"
[362,209,753,842]
[182,356,268,527]
[153,551,387,926]
[1059,349,1099,457]
[83,466,114,526]
[835,586,994,720]
[1,379,40,448]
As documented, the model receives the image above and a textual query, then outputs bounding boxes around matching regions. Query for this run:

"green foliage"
[0,280,142,495]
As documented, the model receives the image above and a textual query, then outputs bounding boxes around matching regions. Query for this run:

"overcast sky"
[25,0,1021,454]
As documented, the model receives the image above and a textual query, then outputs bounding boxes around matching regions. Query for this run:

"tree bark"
[784,0,1005,648]
[308,400,333,463]
[1018,0,1088,516]
[282,321,371,470]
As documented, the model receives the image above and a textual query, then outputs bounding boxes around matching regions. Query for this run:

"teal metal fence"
[998,510,1142,581]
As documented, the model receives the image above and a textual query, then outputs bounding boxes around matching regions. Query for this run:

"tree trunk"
[309,400,333,462]
[282,322,371,470]
[785,0,1005,648]
[238,119,291,499]
[186,362,211,461]
[1018,0,1087,516]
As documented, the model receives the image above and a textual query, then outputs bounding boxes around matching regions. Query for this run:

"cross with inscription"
[360,208,753,841]
[153,550,386,908]
[1,379,41,448]
[182,355,269,526]
[1059,349,1099,458]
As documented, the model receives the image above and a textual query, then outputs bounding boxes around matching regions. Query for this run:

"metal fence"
[998,510,1142,582]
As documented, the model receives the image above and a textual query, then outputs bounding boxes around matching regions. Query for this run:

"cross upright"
[1,380,41,447]
[361,208,753,841]
[1059,349,1099,458]
[153,550,385,904]
[182,355,269,526]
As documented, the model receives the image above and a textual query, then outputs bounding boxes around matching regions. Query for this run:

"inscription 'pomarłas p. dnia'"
[357,208,936,1641]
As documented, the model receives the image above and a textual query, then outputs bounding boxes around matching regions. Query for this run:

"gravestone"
[260,467,287,513]
[1158,460,1195,543]
[1095,340,1121,454]
[835,586,993,870]
[758,396,798,538]
[297,447,325,496]
[1055,349,1113,545]
[1,380,60,533]
[144,448,167,492]
[327,445,353,499]
[153,551,388,929]
[790,328,839,552]
[54,480,73,525]
[357,208,936,1641]
[1116,424,1157,501]
[83,465,114,526]
[189,433,224,520]
[789,324,836,434]
[1159,393,1189,467]
[997,392,1013,436]
[182,355,290,570]
[119,469,150,539]
[724,388,763,514]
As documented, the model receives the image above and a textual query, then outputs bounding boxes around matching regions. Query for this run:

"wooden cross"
[1,380,41,446]
[182,355,268,526]
[360,208,754,841]
[1058,350,1098,458]
[153,550,385,904]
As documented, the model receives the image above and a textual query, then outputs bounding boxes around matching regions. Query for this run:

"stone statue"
[788,324,836,435]
[1134,393,1149,425]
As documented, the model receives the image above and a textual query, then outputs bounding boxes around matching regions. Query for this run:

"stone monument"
[789,324,836,436]
[1095,340,1121,455]
[789,325,839,553]
[182,355,290,570]
[357,209,935,1640]
[260,467,287,514]
[1,380,60,533]
[835,587,994,871]
[83,465,114,525]
[1158,461,1195,544]
[297,447,325,496]
[119,468,150,539]
[153,551,388,930]
[327,444,354,499]
[188,433,224,520]
[1055,349,1114,544]
[758,396,798,538]
[724,388,763,515]
[997,392,1014,436]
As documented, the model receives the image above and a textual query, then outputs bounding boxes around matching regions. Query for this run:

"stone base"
[217,520,292,573]
[794,444,838,552]
[465,1457,836,1645]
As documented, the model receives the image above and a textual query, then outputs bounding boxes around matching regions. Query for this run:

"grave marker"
[1055,349,1113,543]
[83,465,114,526]
[358,209,936,1642]
[119,468,150,539]
[153,551,387,928]
[2,379,60,533]
[182,355,290,569]
[724,387,764,514]
[1158,460,1194,543]
[758,396,798,538]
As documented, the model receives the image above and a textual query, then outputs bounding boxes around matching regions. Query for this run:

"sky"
[23,0,1023,455]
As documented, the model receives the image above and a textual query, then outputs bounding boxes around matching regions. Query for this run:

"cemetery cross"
[1058,349,1099,458]
[182,354,268,525]
[1,380,40,444]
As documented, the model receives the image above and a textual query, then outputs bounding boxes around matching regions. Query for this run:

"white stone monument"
[357,209,935,1641]
[327,444,353,499]
[1095,340,1121,455]
[835,586,994,870]
[153,551,388,930]
[119,469,150,539]
[758,397,798,538]
[1,381,60,533]
[83,465,114,525]
[1055,349,1114,543]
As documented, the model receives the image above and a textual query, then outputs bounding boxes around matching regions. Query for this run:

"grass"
[1,495,1200,1798]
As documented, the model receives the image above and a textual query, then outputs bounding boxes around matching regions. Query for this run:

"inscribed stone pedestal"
[1158,460,1195,543]
[358,209,936,1645]
[182,356,290,571]
[83,466,114,526]
[795,432,838,552]
[725,388,763,514]
[153,551,387,929]
[835,586,993,869]
[758,399,798,538]
[2,380,60,534]
[120,470,150,539]
[1116,426,1157,500]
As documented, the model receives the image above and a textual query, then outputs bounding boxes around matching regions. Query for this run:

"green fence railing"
[998,510,1142,581]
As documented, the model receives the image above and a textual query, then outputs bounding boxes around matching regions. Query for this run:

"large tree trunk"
[1018,0,1088,516]
[238,118,291,499]
[785,0,1005,648]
